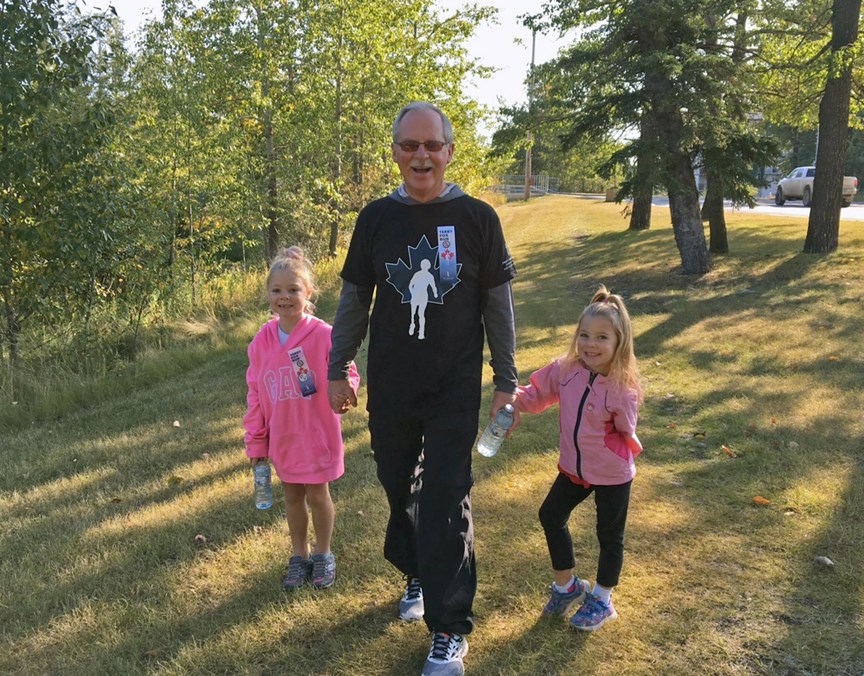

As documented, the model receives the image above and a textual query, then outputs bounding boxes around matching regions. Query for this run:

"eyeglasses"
[395,140,448,152]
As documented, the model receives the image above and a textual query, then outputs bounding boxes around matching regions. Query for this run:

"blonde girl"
[515,285,642,630]
[243,246,360,590]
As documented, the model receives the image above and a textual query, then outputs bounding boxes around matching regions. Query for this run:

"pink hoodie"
[516,358,642,486]
[244,314,360,484]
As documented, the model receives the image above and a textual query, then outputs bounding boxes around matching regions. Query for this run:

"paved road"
[564,193,864,222]
[649,196,864,221]
[726,201,864,221]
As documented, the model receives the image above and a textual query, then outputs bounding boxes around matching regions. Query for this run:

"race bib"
[288,346,317,397]
[437,225,458,282]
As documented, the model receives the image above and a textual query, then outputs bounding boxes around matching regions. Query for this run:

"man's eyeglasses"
[395,140,448,152]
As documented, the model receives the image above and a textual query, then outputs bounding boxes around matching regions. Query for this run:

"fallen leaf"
[828,355,839,362]
[109,497,122,504]
[667,422,678,430]
[691,431,706,438]
[788,441,799,449]
[167,476,183,485]
[194,534,207,545]
[143,649,162,658]
[173,420,181,428]
[722,445,736,457]
[770,416,778,426]
[752,495,770,506]
[201,452,211,459]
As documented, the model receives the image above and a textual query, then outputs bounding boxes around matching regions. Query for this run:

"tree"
[0,0,115,368]
[805,0,862,252]
[525,0,718,273]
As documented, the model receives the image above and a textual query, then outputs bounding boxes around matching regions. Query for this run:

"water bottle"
[253,461,273,510]
[477,404,515,457]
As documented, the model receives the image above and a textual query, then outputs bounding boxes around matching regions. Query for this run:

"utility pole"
[523,29,536,201]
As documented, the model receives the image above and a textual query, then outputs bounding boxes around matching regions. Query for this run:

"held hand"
[328,379,358,414]
[249,457,265,467]
[490,390,520,436]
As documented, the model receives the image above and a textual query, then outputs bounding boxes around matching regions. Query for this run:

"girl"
[243,246,360,590]
[516,285,642,631]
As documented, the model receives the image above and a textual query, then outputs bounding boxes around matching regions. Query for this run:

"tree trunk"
[703,169,728,254]
[629,110,654,231]
[650,72,710,274]
[329,4,344,258]
[804,0,861,253]
[667,161,710,274]
[256,7,279,263]
[2,289,20,369]
[629,183,653,231]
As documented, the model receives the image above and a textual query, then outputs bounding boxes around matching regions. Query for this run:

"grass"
[2,196,864,674]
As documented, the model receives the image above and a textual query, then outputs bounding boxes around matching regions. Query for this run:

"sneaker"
[569,592,618,631]
[543,577,589,616]
[399,576,424,621]
[311,552,336,589]
[282,555,312,590]
[421,632,468,676]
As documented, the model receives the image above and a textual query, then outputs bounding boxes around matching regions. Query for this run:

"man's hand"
[328,379,358,414]
[490,389,520,436]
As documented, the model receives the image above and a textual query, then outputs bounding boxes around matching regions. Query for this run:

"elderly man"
[328,101,518,676]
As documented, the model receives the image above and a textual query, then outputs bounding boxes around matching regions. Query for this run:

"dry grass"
[2,196,863,674]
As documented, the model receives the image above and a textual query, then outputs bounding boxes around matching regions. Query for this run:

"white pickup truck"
[774,166,859,207]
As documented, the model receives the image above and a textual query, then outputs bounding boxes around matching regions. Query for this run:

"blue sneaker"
[421,632,467,676]
[569,592,618,631]
[282,555,312,590]
[311,552,336,589]
[543,577,589,616]
[399,576,424,621]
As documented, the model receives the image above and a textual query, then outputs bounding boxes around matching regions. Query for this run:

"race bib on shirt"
[288,346,317,397]
[437,225,458,282]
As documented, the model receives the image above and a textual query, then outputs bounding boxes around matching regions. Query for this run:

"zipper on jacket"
[572,372,597,479]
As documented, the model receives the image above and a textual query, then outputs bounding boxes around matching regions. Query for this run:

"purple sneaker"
[569,592,618,631]
[543,577,589,616]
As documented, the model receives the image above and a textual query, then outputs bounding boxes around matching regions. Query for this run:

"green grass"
[2,196,863,674]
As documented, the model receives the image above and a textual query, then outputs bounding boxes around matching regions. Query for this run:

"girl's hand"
[250,457,266,467]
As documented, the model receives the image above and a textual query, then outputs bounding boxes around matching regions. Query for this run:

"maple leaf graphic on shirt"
[385,234,461,303]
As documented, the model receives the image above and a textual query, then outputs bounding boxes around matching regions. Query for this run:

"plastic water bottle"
[253,462,273,510]
[477,404,515,457]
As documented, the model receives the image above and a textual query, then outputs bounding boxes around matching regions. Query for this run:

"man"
[327,101,518,676]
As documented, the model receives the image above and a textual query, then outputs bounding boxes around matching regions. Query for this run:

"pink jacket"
[244,315,360,484]
[516,359,642,486]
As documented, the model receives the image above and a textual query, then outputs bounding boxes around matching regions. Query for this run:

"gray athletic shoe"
[399,576,424,621]
[421,632,468,676]
[282,555,312,590]
[311,552,336,589]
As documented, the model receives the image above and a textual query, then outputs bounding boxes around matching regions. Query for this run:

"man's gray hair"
[392,102,454,144]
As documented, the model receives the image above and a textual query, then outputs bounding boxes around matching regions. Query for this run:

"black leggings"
[538,473,632,588]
